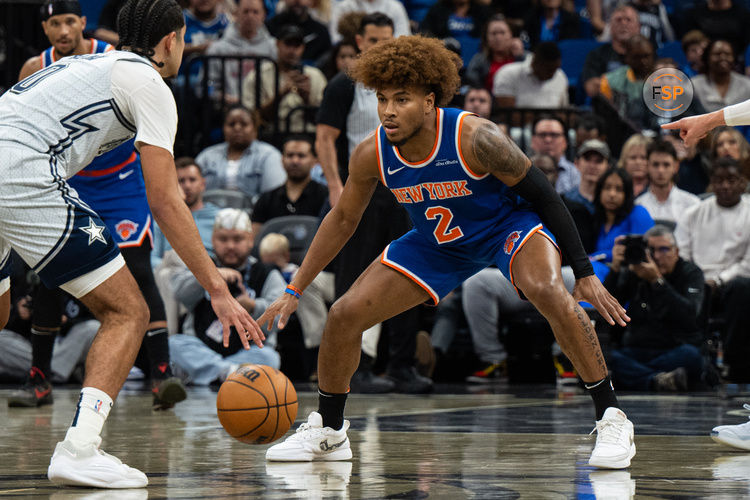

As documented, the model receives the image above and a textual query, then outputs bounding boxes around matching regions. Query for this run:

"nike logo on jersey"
[391,180,473,204]
[387,165,406,175]
[119,170,134,180]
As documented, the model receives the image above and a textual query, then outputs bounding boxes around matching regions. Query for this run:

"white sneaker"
[265,411,352,462]
[588,407,636,469]
[711,403,750,451]
[589,470,636,500]
[47,439,148,488]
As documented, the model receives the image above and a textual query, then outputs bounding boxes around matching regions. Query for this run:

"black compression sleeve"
[510,165,594,279]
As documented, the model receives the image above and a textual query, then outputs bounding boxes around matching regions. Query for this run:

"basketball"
[216,365,298,444]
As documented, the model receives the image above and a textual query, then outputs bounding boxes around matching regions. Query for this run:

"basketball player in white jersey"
[0,0,264,488]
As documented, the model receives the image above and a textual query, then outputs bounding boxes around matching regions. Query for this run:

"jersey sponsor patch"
[503,230,522,255]
[115,219,139,240]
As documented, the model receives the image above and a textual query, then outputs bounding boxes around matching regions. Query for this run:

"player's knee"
[520,276,566,305]
[327,298,362,333]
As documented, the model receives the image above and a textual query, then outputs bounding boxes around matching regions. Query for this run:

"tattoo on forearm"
[574,304,607,373]
[471,122,529,177]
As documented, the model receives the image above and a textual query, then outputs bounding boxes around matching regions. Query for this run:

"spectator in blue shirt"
[590,167,654,281]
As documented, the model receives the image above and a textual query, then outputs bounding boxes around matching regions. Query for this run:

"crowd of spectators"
[4,0,750,395]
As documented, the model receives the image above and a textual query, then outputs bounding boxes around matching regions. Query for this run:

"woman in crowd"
[195,106,286,207]
[617,133,652,198]
[464,14,524,91]
[590,167,654,280]
[710,126,750,181]
[318,40,358,81]
[692,39,750,113]
[419,0,492,66]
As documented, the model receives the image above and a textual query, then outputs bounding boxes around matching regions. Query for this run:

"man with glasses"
[530,115,579,194]
[604,225,705,391]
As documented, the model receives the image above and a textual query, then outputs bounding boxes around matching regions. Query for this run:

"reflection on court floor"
[1,384,749,498]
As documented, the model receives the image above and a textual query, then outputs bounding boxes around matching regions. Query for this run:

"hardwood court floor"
[1,383,749,499]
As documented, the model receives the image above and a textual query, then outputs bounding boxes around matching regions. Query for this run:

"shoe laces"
[289,421,326,441]
[590,418,625,445]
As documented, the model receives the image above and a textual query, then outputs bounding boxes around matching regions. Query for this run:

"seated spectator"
[205,0,278,103]
[0,286,98,385]
[196,106,286,205]
[631,0,674,49]
[242,25,327,133]
[462,86,492,119]
[599,35,657,131]
[590,167,654,280]
[574,113,606,149]
[681,0,750,62]
[464,14,525,91]
[581,4,640,97]
[605,225,704,391]
[563,139,611,214]
[711,125,750,180]
[183,0,230,61]
[318,40,358,81]
[419,0,492,66]
[493,41,568,109]
[168,209,284,385]
[680,30,708,78]
[531,152,559,186]
[267,0,332,63]
[617,133,651,197]
[530,115,579,194]
[676,157,750,382]
[251,135,328,236]
[329,0,411,43]
[258,232,334,357]
[692,39,750,113]
[635,139,700,224]
[522,0,580,49]
[152,158,221,268]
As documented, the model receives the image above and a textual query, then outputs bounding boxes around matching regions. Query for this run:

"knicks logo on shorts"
[504,230,522,255]
[115,220,139,240]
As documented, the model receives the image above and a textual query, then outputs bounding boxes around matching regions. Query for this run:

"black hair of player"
[116,0,184,68]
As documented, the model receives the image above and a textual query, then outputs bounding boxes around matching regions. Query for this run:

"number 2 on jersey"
[425,206,463,244]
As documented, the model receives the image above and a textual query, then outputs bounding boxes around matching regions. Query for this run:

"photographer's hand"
[630,253,661,283]
[611,236,626,273]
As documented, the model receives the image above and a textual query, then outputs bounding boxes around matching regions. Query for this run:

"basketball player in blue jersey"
[0,0,264,488]
[260,36,636,469]
[10,0,186,411]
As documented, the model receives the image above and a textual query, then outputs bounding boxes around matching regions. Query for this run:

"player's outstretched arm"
[459,116,629,326]
[661,109,726,147]
[258,137,380,331]
[140,144,265,349]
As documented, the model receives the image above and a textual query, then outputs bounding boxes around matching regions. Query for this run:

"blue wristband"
[284,286,302,299]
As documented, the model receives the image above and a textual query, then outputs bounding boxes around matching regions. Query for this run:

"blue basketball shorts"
[381,210,558,305]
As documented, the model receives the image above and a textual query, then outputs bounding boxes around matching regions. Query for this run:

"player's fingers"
[234,318,251,350]
[223,322,231,348]
[240,313,265,346]
[277,312,290,330]
[660,121,681,130]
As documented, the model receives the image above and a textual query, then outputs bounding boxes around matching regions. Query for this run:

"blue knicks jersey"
[41,39,112,67]
[377,107,524,248]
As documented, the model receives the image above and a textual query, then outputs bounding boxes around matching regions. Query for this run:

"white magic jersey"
[0,51,161,179]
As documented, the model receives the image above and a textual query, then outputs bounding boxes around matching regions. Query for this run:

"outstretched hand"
[257,293,300,331]
[572,275,630,327]
[210,289,265,349]
[661,115,711,147]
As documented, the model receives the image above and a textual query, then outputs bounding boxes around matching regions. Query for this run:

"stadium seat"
[558,39,603,88]
[203,189,253,210]
[254,215,321,265]
[657,41,688,68]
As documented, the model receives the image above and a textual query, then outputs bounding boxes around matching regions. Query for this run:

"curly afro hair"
[349,35,462,107]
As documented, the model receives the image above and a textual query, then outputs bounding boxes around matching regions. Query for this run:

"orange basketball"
[216,365,298,444]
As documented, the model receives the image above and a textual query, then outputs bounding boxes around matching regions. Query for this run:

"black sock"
[585,375,619,420]
[144,328,172,380]
[31,328,57,378]
[318,388,348,430]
